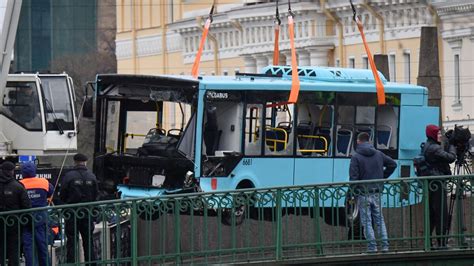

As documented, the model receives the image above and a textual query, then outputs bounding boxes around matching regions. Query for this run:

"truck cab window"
[40,76,75,131]
[2,82,42,130]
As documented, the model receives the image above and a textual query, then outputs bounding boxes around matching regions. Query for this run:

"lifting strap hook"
[287,0,295,18]
[349,0,358,22]
[208,4,215,23]
[275,0,281,25]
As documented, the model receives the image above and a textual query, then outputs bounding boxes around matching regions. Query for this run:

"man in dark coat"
[59,153,99,265]
[423,124,456,248]
[0,161,31,265]
[349,132,397,253]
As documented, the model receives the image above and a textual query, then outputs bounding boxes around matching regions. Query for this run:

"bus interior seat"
[265,127,287,152]
[376,125,392,149]
[314,127,331,155]
[278,121,292,134]
[297,121,313,155]
[336,129,352,156]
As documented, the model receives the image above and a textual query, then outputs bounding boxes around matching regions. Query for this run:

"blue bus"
[92,65,438,218]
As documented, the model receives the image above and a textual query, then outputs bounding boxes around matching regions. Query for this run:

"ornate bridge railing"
[0,175,473,265]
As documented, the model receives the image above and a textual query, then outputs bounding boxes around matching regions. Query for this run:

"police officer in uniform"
[0,161,31,265]
[59,154,99,264]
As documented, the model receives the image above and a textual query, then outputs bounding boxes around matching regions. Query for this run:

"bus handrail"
[297,134,328,154]
[265,126,288,151]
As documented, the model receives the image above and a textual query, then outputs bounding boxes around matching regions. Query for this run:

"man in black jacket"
[423,124,456,248]
[59,153,99,265]
[350,132,397,253]
[0,161,31,265]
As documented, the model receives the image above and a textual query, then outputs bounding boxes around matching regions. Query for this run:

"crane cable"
[273,0,281,65]
[350,0,385,105]
[49,87,89,205]
[191,1,215,78]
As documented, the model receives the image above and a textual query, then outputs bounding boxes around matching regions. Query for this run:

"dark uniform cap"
[1,161,16,171]
[73,153,88,162]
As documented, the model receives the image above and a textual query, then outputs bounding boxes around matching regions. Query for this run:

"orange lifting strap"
[273,1,281,65]
[287,11,300,104]
[267,4,300,108]
[350,0,385,105]
[191,4,215,78]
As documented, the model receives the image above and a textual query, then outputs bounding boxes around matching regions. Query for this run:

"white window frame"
[403,51,410,84]
[454,53,461,104]
[389,53,396,82]
[167,0,174,24]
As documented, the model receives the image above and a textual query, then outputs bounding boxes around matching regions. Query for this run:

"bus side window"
[203,98,243,156]
[244,104,263,156]
[376,105,399,151]
[264,104,294,156]
[336,105,355,157]
[296,104,333,157]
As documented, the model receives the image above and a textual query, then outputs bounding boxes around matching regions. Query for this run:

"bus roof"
[96,65,427,97]
[198,73,427,95]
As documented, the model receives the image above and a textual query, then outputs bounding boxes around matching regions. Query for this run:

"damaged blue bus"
[92,65,438,223]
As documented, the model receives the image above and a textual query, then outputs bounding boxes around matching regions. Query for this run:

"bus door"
[294,92,335,185]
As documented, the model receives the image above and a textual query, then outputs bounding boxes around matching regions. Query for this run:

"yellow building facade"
[116,1,474,135]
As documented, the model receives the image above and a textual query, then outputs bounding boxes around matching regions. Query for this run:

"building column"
[255,54,269,72]
[298,50,310,66]
[308,48,329,67]
[243,55,257,73]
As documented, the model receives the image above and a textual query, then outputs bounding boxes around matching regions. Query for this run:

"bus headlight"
[184,171,194,187]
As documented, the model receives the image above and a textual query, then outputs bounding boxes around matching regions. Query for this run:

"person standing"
[423,124,456,249]
[349,132,397,253]
[0,161,31,265]
[59,153,99,265]
[20,162,54,266]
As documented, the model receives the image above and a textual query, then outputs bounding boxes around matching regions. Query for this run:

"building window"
[362,56,368,69]
[167,0,174,23]
[349,57,355,68]
[389,54,396,82]
[403,52,410,84]
[454,54,461,104]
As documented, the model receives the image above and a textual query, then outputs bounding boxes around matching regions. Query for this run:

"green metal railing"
[0,175,473,265]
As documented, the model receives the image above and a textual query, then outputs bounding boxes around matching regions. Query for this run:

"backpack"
[413,142,431,176]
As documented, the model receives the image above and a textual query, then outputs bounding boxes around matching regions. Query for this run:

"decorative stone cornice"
[432,2,474,17]
[443,27,474,43]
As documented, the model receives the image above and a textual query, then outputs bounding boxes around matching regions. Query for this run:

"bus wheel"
[221,181,254,226]
[222,205,246,226]
[345,196,364,240]
[345,195,359,223]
